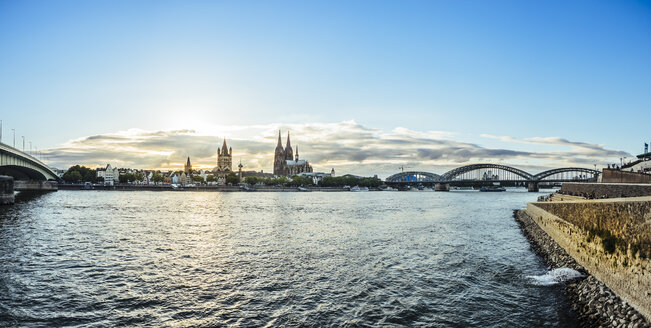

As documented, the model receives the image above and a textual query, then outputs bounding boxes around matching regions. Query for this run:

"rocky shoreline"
[513,210,649,328]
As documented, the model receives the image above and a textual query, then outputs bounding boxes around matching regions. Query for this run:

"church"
[273,131,313,176]
[212,138,233,179]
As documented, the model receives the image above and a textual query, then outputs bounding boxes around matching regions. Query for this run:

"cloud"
[480,134,630,158]
[41,121,630,178]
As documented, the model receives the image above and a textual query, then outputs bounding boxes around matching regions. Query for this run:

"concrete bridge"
[1,142,58,204]
[385,164,600,192]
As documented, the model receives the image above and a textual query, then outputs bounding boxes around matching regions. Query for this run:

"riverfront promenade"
[516,183,651,327]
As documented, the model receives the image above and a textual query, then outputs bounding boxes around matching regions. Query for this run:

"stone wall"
[561,182,651,198]
[13,180,58,191]
[602,169,651,184]
[534,199,651,258]
[526,199,651,321]
[514,210,648,327]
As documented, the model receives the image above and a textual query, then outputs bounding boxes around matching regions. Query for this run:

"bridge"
[1,142,58,204]
[385,164,600,192]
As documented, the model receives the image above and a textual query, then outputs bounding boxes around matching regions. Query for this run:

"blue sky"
[0,1,649,175]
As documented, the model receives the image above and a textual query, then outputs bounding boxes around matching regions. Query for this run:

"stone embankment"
[561,182,651,199]
[514,210,649,328]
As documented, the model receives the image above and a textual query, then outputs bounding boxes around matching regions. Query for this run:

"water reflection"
[0,190,577,327]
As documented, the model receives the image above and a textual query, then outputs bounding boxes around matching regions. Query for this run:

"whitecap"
[527,268,584,286]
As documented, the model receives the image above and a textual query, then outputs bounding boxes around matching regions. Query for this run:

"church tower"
[184,157,192,175]
[217,138,233,175]
[284,131,293,161]
[273,130,285,176]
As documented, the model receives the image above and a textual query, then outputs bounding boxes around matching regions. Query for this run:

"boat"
[479,186,506,192]
[380,186,397,191]
[297,187,310,192]
[351,185,369,192]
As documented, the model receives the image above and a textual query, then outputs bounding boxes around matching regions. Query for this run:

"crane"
[399,166,413,172]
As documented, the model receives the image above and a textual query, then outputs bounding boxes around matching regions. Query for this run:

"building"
[297,171,334,185]
[184,157,192,175]
[213,138,233,179]
[273,131,313,176]
[96,164,120,185]
[50,167,66,179]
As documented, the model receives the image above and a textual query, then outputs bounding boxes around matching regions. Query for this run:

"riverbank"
[57,184,358,192]
[514,210,649,328]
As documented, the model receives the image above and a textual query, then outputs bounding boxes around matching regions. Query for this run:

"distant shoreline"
[56,184,361,192]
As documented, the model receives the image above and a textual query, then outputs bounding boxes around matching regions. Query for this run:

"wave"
[527,268,584,286]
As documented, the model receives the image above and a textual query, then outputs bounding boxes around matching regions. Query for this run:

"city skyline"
[23,120,633,179]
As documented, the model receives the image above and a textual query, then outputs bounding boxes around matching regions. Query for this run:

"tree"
[206,175,216,183]
[151,172,163,184]
[62,165,95,183]
[63,170,82,183]
[244,176,258,185]
[192,175,205,184]
[225,173,239,185]
[289,176,313,187]
[118,174,128,184]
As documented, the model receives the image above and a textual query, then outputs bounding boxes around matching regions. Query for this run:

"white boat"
[351,185,369,192]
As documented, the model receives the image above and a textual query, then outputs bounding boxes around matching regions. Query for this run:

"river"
[0,190,578,327]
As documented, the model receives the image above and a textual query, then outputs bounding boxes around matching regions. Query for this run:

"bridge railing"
[0,142,58,180]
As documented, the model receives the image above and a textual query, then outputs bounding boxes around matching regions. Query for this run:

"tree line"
[61,165,382,188]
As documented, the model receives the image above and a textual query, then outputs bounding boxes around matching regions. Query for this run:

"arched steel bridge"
[385,163,600,191]
[1,142,59,181]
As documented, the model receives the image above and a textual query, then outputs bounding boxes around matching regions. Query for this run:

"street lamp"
[12,129,15,147]
[22,136,25,151]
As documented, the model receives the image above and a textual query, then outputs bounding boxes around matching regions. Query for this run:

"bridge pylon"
[527,182,539,192]
[0,175,14,205]
[434,183,450,191]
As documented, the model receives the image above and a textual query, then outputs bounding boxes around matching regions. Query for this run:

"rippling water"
[0,190,578,327]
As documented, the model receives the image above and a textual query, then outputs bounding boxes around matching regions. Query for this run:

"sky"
[0,0,649,178]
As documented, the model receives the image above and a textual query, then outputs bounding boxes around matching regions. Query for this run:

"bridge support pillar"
[434,183,450,191]
[0,175,14,205]
[527,182,539,192]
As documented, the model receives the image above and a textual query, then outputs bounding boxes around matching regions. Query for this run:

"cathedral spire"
[284,131,293,160]
[222,138,228,155]
[277,130,282,148]
[185,157,192,174]
[295,145,299,161]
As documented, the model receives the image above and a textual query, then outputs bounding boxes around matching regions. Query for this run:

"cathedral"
[273,131,313,176]
[213,138,233,178]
